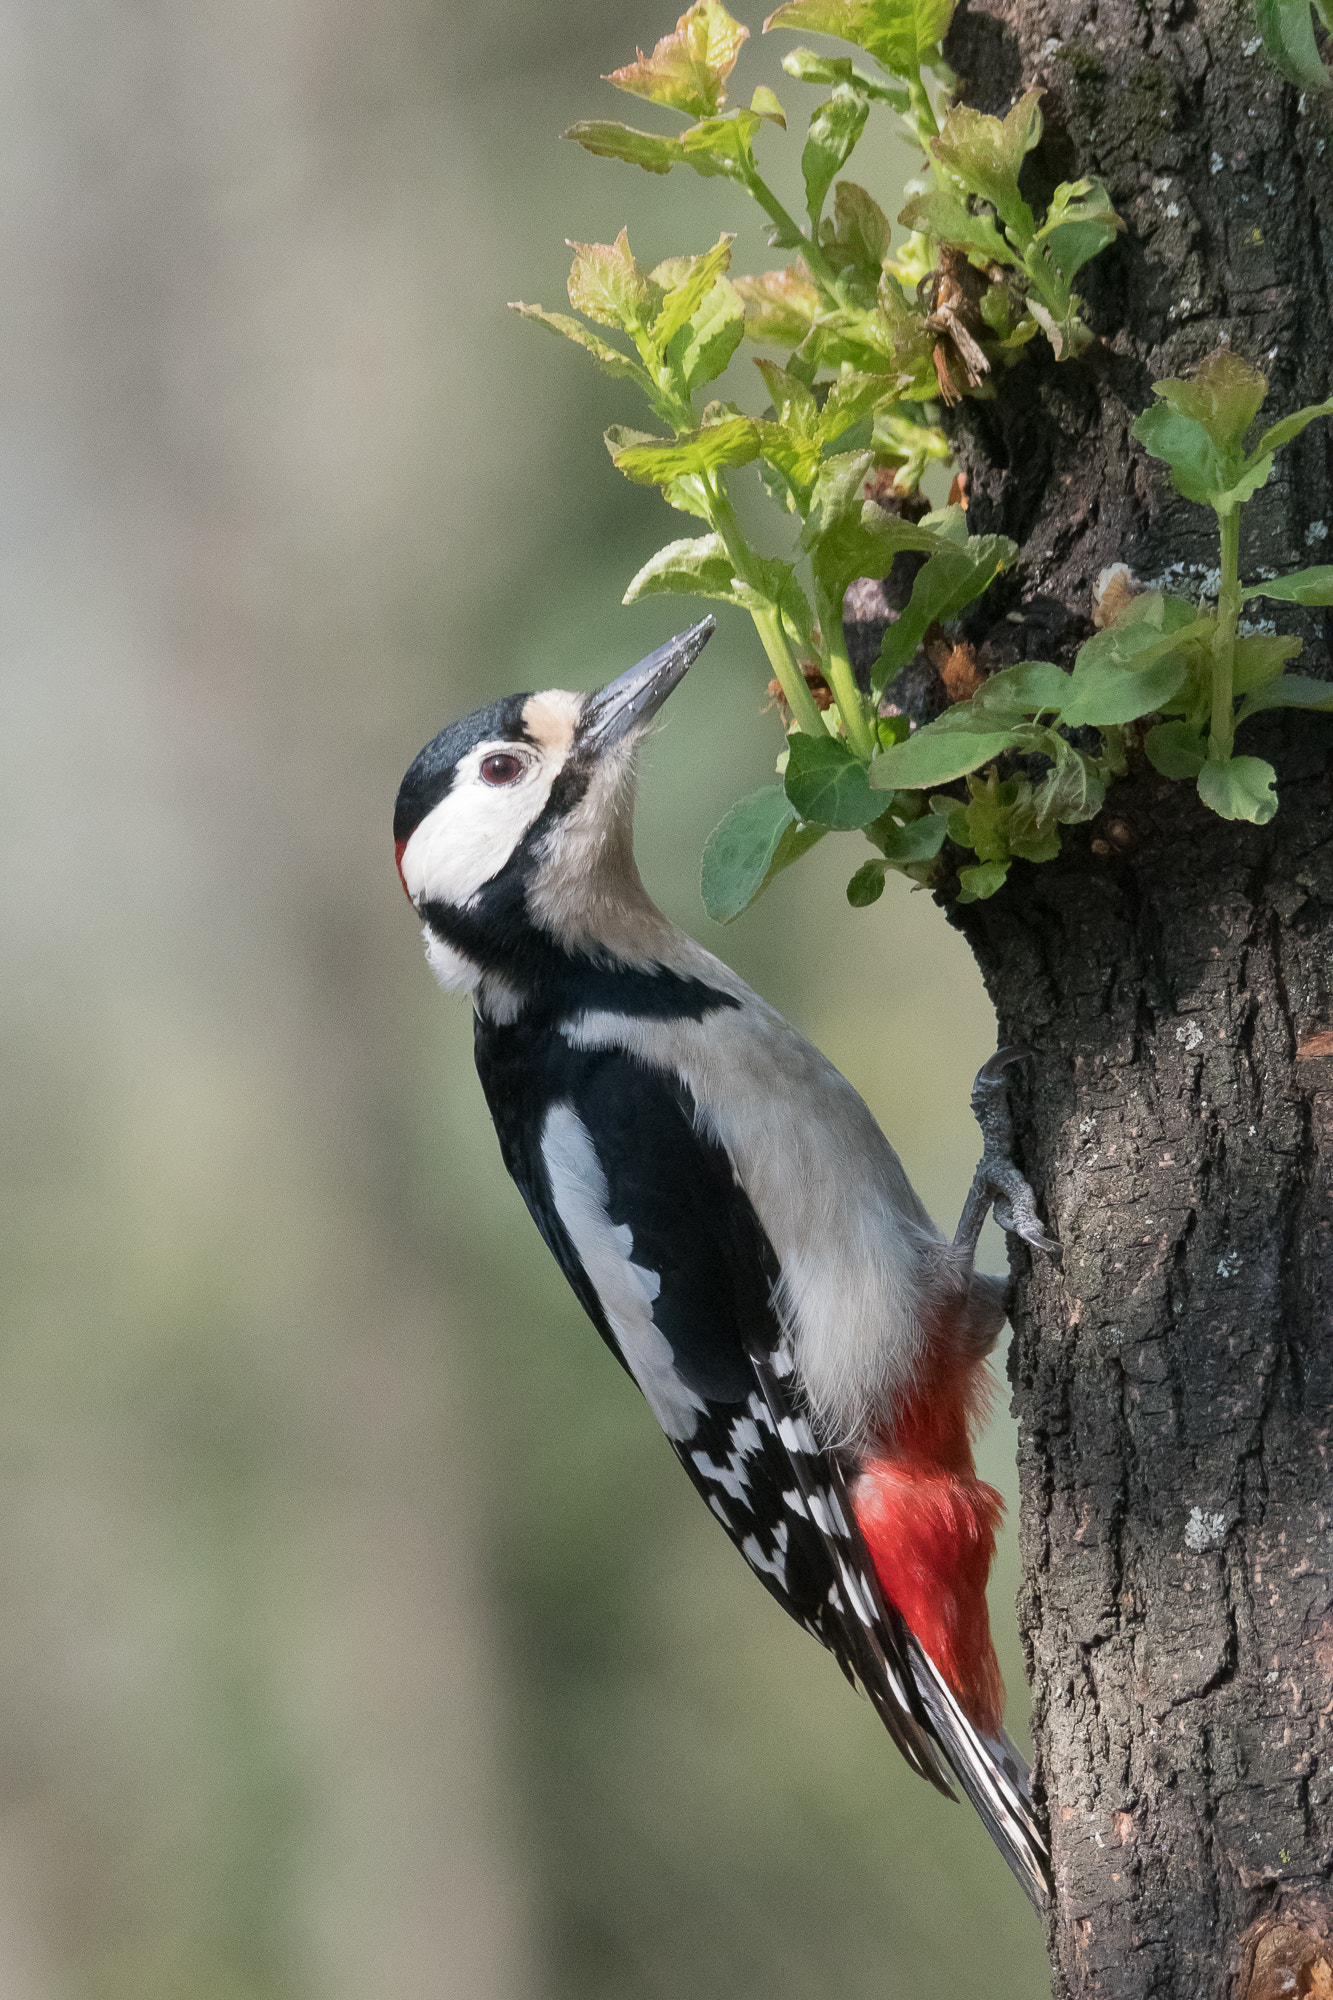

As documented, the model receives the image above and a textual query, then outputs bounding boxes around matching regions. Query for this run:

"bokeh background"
[0,3,1050,1994]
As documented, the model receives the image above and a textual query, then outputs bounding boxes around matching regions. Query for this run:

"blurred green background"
[0,3,1049,1994]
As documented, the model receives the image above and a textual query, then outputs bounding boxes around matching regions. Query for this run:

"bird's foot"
[954,1048,1061,1261]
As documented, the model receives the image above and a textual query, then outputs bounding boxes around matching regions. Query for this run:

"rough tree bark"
[906,3,1333,1994]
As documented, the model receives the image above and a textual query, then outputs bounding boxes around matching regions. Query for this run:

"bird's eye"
[480,752,525,786]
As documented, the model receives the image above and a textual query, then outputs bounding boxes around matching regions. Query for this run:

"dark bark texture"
[933,4,1333,1994]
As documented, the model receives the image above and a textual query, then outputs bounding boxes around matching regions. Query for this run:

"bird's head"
[394,617,714,1005]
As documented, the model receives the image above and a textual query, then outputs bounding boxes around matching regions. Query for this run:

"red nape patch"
[853,1370,1006,1735]
[394,837,412,900]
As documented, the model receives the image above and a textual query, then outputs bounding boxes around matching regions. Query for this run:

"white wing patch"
[741,1523,789,1588]
[541,1103,706,1442]
[691,1446,750,1502]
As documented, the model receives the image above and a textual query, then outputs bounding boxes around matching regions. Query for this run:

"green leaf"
[565,108,764,181]
[957,859,1010,901]
[1071,606,1213,718]
[797,447,873,552]
[753,358,823,485]
[1242,564,1333,606]
[668,276,746,389]
[972,659,1072,715]
[566,229,652,329]
[1233,631,1303,692]
[800,451,942,603]
[897,186,1012,265]
[651,235,736,350]
[509,303,654,389]
[1114,589,1202,635]
[1130,403,1231,506]
[1132,397,1276,513]
[701,786,825,921]
[606,1,750,116]
[1256,397,1333,456]
[733,264,823,343]
[1221,454,1277,511]
[947,769,1063,863]
[873,535,1017,695]
[780,46,909,105]
[678,109,763,175]
[1033,178,1124,283]
[1153,350,1269,449]
[872,811,950,862]
[847,810,949,901]
[1058,651,1191,727]
[801,86,871,228]
[847,859,888,905]
[754,420,824,490]
[1130,353,1297,512]
[663,474,713,518]
[1197,755,1278,823]
[929,90,1042,242]
[1236,673,1333,722]
[607,416,760,483]
[870,724,1028,788]
[1025,296,1093,363]
[1031,749,1105,827]
[871,408,952,489]
[1253,0,1332,89]
[784,731,884,828]
[751,84,788,124]
[1144,719,1208,778]
[821,181,892,283]
[754,358,819,433]
[565,120,686,174]
[918,502,970,545]
[763,0,957,76]
[622,533,739,604]
[818,369,902,441]
[733,554,815,636]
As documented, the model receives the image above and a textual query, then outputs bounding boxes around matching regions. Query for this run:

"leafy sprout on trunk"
[513,5,1330,920]
[872,352,1333,895]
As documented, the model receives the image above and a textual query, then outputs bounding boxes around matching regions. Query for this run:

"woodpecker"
[394,618,1058,1905]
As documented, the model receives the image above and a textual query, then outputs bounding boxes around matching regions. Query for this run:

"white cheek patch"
[541,1102,705,1442]
[399,740,561,910]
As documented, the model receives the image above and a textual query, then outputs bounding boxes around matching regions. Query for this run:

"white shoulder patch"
[541,1103,705,1442]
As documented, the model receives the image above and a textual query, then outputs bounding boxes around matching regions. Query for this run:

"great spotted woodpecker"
[394,618,1057,1905]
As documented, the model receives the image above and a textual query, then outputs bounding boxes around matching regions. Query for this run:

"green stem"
[754,604,828,738]
[907,67,939,143]
[706,480,827,738]
[741,166,843,298]
[1210,506,1242,760]
[821,601,876,759]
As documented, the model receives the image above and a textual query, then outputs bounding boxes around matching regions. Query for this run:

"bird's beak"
[579,617,715,751]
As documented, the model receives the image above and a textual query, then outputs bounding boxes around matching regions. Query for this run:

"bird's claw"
[972,1044,1030,1089]
[991,1182,1062,1260]
[956,1047,1061,1262]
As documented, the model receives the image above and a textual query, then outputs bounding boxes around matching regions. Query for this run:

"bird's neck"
[422,858,721,1031]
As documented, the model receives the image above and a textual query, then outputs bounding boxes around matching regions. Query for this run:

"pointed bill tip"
[580,617,716,749]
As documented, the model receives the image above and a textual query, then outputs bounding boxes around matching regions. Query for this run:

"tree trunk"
[936,3,1333,1993]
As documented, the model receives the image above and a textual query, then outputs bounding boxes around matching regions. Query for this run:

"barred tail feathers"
[907,1637,1052,1910]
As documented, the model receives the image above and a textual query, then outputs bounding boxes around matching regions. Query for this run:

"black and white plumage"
[394,621,1053,1906]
